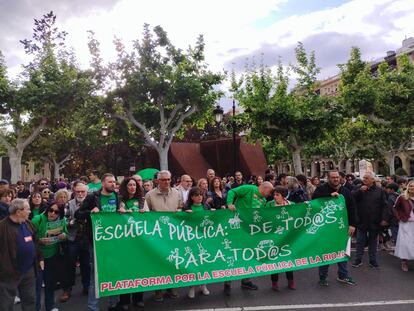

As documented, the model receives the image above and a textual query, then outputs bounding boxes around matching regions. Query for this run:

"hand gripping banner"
[92,196,349,297]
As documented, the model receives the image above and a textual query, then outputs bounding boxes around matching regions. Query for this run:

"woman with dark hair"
[117,177,145,309]
[207,177,227,210]
[32,201,67,311]
[29,191,47,219]
[119,177,144,212]
[183,187,210,298]
[266,186,295,291]
[41,187,53,205]
[0,189,14,220]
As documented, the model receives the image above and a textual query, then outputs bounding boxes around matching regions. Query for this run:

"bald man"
[176,174,193,205]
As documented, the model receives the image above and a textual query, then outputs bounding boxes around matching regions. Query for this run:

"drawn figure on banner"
[95,219,102,228]
[275,226,285,235]
[226,256,235,267]
[258,239,274,249]
[228,213,242,229]
[222,238,232,250]
[127,216,136,224]
[167,248,181,263]
[253,211,262,223]
[159,216,170,225]
[185,246,193,256]
[338,217,345,229]
[198,243,209,256]
[200,216,214,227]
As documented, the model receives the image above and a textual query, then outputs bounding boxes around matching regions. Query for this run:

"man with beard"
[76,173,124,311]
[312,170,357,286]
[60,182,90,302]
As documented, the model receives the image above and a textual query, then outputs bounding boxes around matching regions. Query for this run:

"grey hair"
[363,172,376,179]
[157,170,171,179]
[9,198,28,215]
[286,176,299,190]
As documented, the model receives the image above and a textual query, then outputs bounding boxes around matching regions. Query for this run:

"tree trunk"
[9,151,23,184]
[158,147,169,171]
[386,152,396,175]
[53,164,61,180]
[291,148,303,175]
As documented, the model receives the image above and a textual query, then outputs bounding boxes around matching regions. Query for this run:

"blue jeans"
[63,240,90,291]
[319,261,349,280]
[88,246,118,311]
[355,228,379,263]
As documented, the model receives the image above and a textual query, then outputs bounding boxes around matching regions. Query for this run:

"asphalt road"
[19,250,414,311]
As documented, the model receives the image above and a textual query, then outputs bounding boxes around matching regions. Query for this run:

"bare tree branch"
[166,105,197,147]
[114,109,159,151]
[21,117,47,150]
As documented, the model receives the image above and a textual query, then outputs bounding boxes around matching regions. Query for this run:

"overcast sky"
[1,0,414,107]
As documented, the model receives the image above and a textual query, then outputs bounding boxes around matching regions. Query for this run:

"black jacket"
[352,184,388,230]
[75,190,121,244]
[312,182,356,227]
[0,202,9,220]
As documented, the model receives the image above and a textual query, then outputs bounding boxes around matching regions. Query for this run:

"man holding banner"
[312,170,356,286]
[225,182,274,294]
[76,173,123,311]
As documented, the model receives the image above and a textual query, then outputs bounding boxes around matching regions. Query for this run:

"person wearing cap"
[0,179,10,191]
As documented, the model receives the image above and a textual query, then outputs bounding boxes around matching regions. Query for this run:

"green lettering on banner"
[92,196,349,298]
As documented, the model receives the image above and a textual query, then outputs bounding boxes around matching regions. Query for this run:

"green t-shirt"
[265,199,292,208]
[125,198,141,212]
[100,192,117,212]
[32,214,67,258]
[227,184,266,209]
[87,181,102,193]
[189,203,204,212]
[31,208,41,218]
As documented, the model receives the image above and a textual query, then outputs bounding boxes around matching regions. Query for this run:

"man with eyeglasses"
[60,182,90,303]
[144,170,182,301]
[175,174,193,205]
[76,173,124,311]
[37,179,49,191]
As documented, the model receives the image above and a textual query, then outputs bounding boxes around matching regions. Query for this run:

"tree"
[89,24,223,170]
[339,48,414,174]
[233,43,341,174]
[0,12,92,182]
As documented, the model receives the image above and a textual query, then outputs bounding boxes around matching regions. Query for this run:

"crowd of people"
[0,168,413,311]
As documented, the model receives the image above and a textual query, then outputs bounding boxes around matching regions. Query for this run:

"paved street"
[22,250,414,311]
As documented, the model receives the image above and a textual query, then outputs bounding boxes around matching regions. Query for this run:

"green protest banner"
[92,196,349,298]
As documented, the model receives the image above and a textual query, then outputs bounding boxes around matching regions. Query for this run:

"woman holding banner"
[183,187,211,298]
[265,186,296,291]
[117,177,146,309]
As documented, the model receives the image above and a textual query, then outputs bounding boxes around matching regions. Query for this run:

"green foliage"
[232,44,341,172]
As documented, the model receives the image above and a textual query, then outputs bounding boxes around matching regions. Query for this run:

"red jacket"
[394,195,414,222]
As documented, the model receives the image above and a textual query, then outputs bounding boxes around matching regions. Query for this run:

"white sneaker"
[14,296,21,304]
[50,308,59,311]
[200,284,210,295]
[188,287,195,299]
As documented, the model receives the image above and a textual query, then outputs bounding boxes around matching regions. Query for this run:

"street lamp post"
[213,101,237,175]
[101,125,117,176]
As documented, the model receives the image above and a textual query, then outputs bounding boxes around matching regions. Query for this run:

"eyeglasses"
[48,209,59,215]
[42,191,50,194]
[193,193,203,196]
[159,178,171,181]
[40,183,48,186]
[75,190,86,193]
